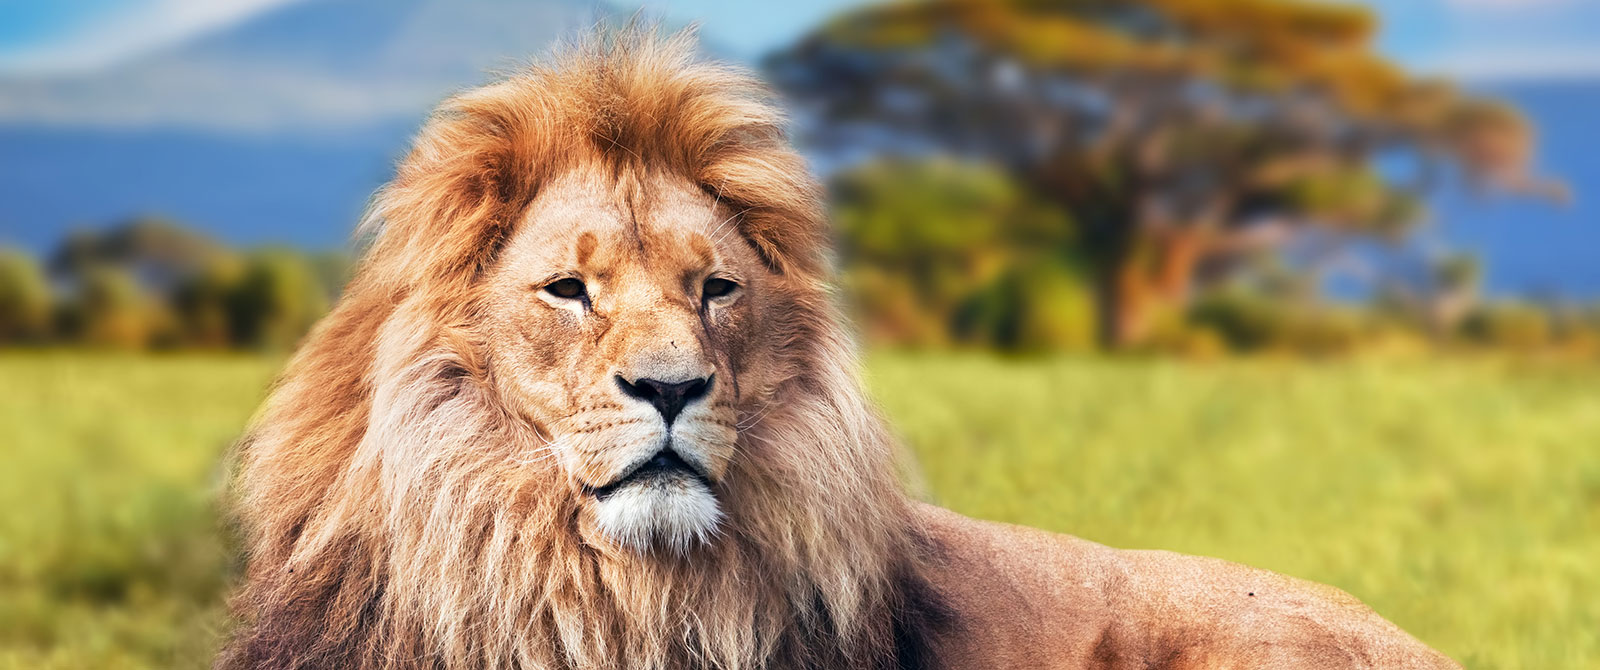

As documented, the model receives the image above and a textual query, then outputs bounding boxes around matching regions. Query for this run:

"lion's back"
[912,503,1459,669]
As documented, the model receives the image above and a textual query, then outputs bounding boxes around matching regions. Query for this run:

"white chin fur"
[591,477,723,554]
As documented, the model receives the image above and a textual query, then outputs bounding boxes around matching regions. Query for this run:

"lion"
[217,30,1460,670]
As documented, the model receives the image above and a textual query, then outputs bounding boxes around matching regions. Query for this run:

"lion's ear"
[368,82,556,284]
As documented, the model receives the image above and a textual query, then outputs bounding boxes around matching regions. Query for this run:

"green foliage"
[61,266,163,350]
[172,256,248,348]
[833,159,1094,350]
[1281,168,1424,237]
[0,250,52,342]
[4,219,347,351]
[1461,304,1553,350]
[5,353,1599,668]
[226,250,329,350]
[1188,288,1370,355]
[953,262,1096,352]
[774,0,1558,347]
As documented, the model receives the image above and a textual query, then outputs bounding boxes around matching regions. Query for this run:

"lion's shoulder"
[912,503,1124,668]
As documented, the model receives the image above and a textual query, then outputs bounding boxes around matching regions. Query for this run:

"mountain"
[0,0,627,253]
[0,0,608,131]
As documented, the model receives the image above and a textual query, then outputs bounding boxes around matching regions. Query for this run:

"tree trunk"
[1091,239,1144,350]
[1090,226,1211,350]
[1152,227,1209,303]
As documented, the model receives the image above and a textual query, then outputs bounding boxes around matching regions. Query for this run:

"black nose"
[616,375,712,425]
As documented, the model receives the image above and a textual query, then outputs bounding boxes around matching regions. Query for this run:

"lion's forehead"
[500,168,729,283]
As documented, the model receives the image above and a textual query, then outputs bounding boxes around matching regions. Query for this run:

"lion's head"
[221,31,941,670]
[480,165,782,554]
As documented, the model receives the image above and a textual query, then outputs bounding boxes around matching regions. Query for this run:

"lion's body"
[915,505,1457,669]
[217,30,1459,670]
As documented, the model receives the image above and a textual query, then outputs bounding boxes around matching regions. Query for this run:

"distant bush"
[0,249,53,343]
[833,159,1094,351]
[61,266,164,349]
[1187,291,1279,351]
[227,250,330,350]
[3,218,347,351]
[8,213,1600,358]
[1461,304,1552,350]
[1188,289,1369,355]
[172,256,247,348]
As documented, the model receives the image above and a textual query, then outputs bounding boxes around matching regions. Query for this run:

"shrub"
[0,249,52,342]
[833,159,1089,351]
[226,250,329,350]
[1460,304,1552,350]
[59,266,163,349]
[1189,289,1369,355]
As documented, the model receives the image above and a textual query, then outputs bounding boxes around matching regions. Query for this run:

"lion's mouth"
[583,449,712,500]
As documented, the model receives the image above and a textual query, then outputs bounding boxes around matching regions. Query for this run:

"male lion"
[219,31,1459,670]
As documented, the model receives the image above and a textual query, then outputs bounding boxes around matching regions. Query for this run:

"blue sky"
[1,0,1596,78]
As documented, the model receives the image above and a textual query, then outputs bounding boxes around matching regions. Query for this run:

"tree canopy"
[771,0,1559,347]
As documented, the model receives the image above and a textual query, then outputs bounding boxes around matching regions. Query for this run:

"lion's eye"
[544,278,587,300]
[703,277,738,300]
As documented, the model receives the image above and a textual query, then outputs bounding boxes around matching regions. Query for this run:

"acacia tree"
[770,0,1556,347]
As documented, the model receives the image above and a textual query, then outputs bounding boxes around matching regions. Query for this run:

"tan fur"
[218,29,1459,670]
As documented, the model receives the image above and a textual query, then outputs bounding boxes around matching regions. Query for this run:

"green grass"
[870,353,1600,669]
[3,352,1598,668]
[0,353,278,670]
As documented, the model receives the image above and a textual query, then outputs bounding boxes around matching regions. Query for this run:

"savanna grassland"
[2,352,1597,669]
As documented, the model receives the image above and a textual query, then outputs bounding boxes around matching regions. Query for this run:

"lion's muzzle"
[585,445,724,553]
[584,448,713,499]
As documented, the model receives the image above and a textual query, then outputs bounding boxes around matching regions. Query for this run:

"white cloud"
[0,0,307,75]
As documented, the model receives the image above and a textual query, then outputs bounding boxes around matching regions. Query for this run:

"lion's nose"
[616,374,712,425]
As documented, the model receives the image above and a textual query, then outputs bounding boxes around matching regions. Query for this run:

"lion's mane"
[218,31,945,670]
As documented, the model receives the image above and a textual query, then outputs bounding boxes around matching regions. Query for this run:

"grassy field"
[2,352,1597,668]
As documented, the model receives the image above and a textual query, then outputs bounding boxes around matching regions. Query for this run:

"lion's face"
[480,166,773,553]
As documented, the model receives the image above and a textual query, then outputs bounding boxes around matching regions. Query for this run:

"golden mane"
[218,30,944,670]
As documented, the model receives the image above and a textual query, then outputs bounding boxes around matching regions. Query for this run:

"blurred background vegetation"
[1,218,341,351]
[1,0,1597,668]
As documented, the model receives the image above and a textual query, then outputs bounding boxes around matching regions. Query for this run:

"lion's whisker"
[705,196,741,243]
[735,399,778,431]
[711,208,753,247]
